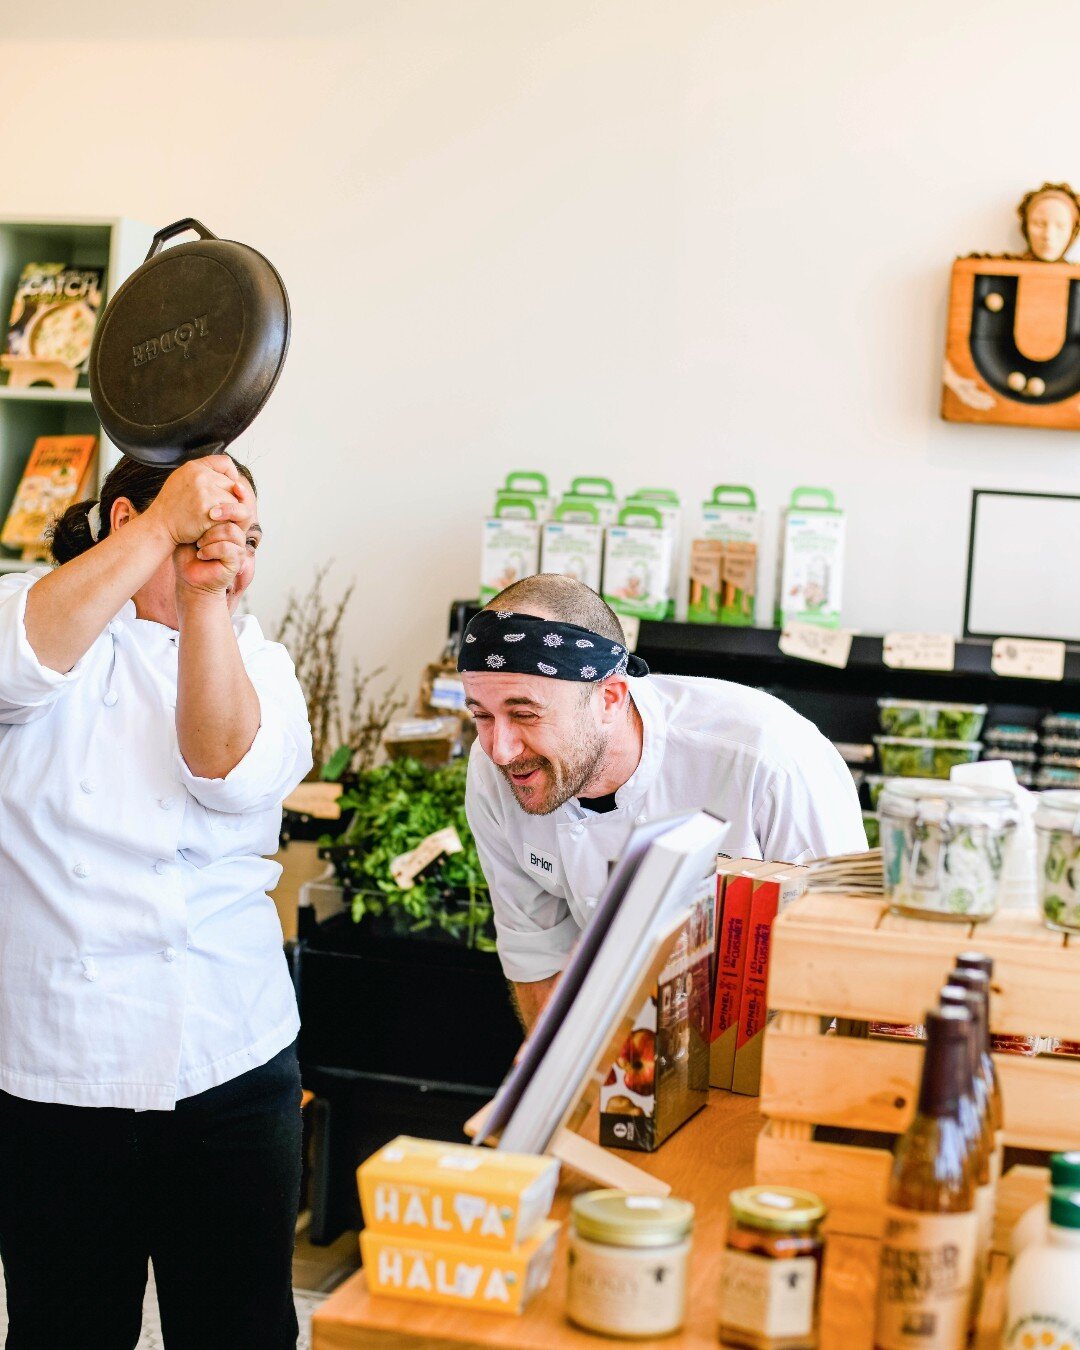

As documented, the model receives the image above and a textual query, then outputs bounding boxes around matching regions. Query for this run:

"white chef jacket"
[466,672,865,983]
[0,568,313,1110]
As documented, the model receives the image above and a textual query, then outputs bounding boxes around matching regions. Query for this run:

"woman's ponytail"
[48,499,99,565]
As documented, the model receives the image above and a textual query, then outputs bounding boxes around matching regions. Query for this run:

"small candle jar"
[718,1186,826,1350]
[566,1190,694,1339]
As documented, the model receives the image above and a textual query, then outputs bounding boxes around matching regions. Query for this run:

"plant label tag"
[991,637,1066,681]
[779,624,853,669]
[620,614,641,651]
[882,632,955,671]
[392,826,463,889]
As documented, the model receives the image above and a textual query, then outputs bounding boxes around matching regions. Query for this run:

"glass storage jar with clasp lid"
[879,780,1018,922]
[719,1186,826,1349]
[1035,789,1080,933]
[566,1190,694,1339]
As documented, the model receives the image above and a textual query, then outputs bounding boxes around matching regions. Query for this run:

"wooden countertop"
[312,1092,1037,1349]
[312,1092,890,1349]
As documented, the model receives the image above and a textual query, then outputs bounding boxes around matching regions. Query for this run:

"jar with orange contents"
[718,1186,826,1349]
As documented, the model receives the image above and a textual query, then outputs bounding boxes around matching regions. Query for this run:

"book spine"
[709,872,754,1043]
[736,879,780,1050]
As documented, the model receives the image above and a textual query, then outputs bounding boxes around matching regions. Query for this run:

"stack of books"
[357,1136,560,1315]
[709,861,809,1095]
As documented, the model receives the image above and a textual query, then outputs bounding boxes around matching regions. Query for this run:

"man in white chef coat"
[459,575,865,1029]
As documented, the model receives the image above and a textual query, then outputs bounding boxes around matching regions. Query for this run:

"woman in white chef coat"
[0,453,312,1350]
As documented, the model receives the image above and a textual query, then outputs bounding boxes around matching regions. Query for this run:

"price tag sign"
[991,637,1066,681]
[882,632,956,672]
[779,624,854,669]
[620,614,641,652]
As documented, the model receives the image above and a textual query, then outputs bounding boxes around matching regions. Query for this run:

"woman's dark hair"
[48,455,257,566]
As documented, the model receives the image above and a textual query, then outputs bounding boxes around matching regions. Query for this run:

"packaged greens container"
[540,500,604,592]
[1035,790,1080,933]
[479,495,541,603]
[877,699,987,742]
[865,774,886,810]
[863,811,880,849]
[626,488,682,611]
[602,504,675,622]
[880,780,1018,922]
[875,736,983,779]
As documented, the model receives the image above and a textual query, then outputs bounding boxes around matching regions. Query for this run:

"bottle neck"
[918,1026,967,1118]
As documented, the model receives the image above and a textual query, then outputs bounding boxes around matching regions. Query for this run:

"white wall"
[3,0,1080,702]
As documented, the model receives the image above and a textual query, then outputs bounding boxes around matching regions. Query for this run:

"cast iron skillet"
[89,218,290,468]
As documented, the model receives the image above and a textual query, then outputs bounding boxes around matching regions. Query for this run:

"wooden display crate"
[755,892,1080,1239]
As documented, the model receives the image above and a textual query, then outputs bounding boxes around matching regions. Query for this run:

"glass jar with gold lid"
[566,1189,694,1339]
[719,1186,826,1349]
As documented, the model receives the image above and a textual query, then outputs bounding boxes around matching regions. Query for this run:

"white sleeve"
[0,570,88,724]
[754,735,867,864]
[177,634,314,815]
[466,750,579,983]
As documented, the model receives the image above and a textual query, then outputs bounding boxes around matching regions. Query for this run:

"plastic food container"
[1043,713,1080,741]
[1036,767,1080,790]
[864,774,886,809]
[877,699,988,742]
[875,737,983,779]
[985,724,1040,750]
[879,780,1018,922]
[983,748,1038,765]
[862,812,880,848]
[1036,790,1080,933]
[1041,752,1080,770]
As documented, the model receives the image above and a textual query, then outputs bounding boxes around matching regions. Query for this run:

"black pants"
[0,1042,302,1350]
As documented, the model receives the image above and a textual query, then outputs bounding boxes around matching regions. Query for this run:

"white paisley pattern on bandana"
[537,662,558,675]
[503,633,525,642]
[580,665,597,679]
[542,633,563,647]
[486,654,506,668]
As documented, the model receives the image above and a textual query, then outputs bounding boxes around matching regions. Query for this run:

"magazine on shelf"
[476,810,730,1158]
[4,264,103,373]
[1,434,98,552]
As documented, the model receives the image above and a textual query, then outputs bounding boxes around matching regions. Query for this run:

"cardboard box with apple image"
[598,881,713,1152]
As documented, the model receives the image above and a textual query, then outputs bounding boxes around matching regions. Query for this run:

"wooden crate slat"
[781,892,886,929]
[768,906,1080,1037]
[755,1126,892,1238]
[761,1026,1080,1149]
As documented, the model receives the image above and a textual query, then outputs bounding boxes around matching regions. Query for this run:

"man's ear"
[598,676,630,723]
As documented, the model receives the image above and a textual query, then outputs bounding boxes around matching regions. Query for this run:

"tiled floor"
[0,1258,330,1348]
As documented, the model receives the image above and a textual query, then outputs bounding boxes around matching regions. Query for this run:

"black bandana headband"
[457,611,650,682]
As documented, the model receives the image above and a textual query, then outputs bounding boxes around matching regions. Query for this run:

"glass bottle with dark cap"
[874,1006,979,1350]
[949,962,1005,1182]
[939,983,996,1300]
[955,949,1038,1057]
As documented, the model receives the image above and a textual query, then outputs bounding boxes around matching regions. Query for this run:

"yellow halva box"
[361,1220,560,1315]
[357,1136,560,1252]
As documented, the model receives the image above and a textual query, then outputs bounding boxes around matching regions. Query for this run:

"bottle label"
[719,1249,817,1337]
[1005,1312,1080,1347]
[875,1207,978,1350]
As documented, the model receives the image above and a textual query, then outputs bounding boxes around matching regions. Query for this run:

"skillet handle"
[144,218,219,261]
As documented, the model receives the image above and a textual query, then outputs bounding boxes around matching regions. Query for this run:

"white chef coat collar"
[564,675,667,819]
[113,603,261,651]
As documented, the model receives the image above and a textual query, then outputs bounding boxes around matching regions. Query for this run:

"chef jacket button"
[635,814,648,825]
[108,621,121,635]
[73,862,90,878]
[154,859,168,874]
[82,960,98,982]
[163,946,177,963]
[584,895,598,909]
[103,691,119,707]
[571,824,584,838]
[160,797,176,811]
[80,779,96,794]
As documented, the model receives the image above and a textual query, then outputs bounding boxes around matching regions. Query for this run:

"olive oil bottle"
[874,1006,979,1350]
[939,984,996,1301]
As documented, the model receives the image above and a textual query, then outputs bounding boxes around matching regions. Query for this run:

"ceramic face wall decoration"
[943,181,1080,429]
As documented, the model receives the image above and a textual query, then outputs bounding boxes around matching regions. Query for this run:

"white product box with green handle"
[540,499,604,592]
[480,494,541,603]
[602,504,675,622]
[775,487,845,629]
